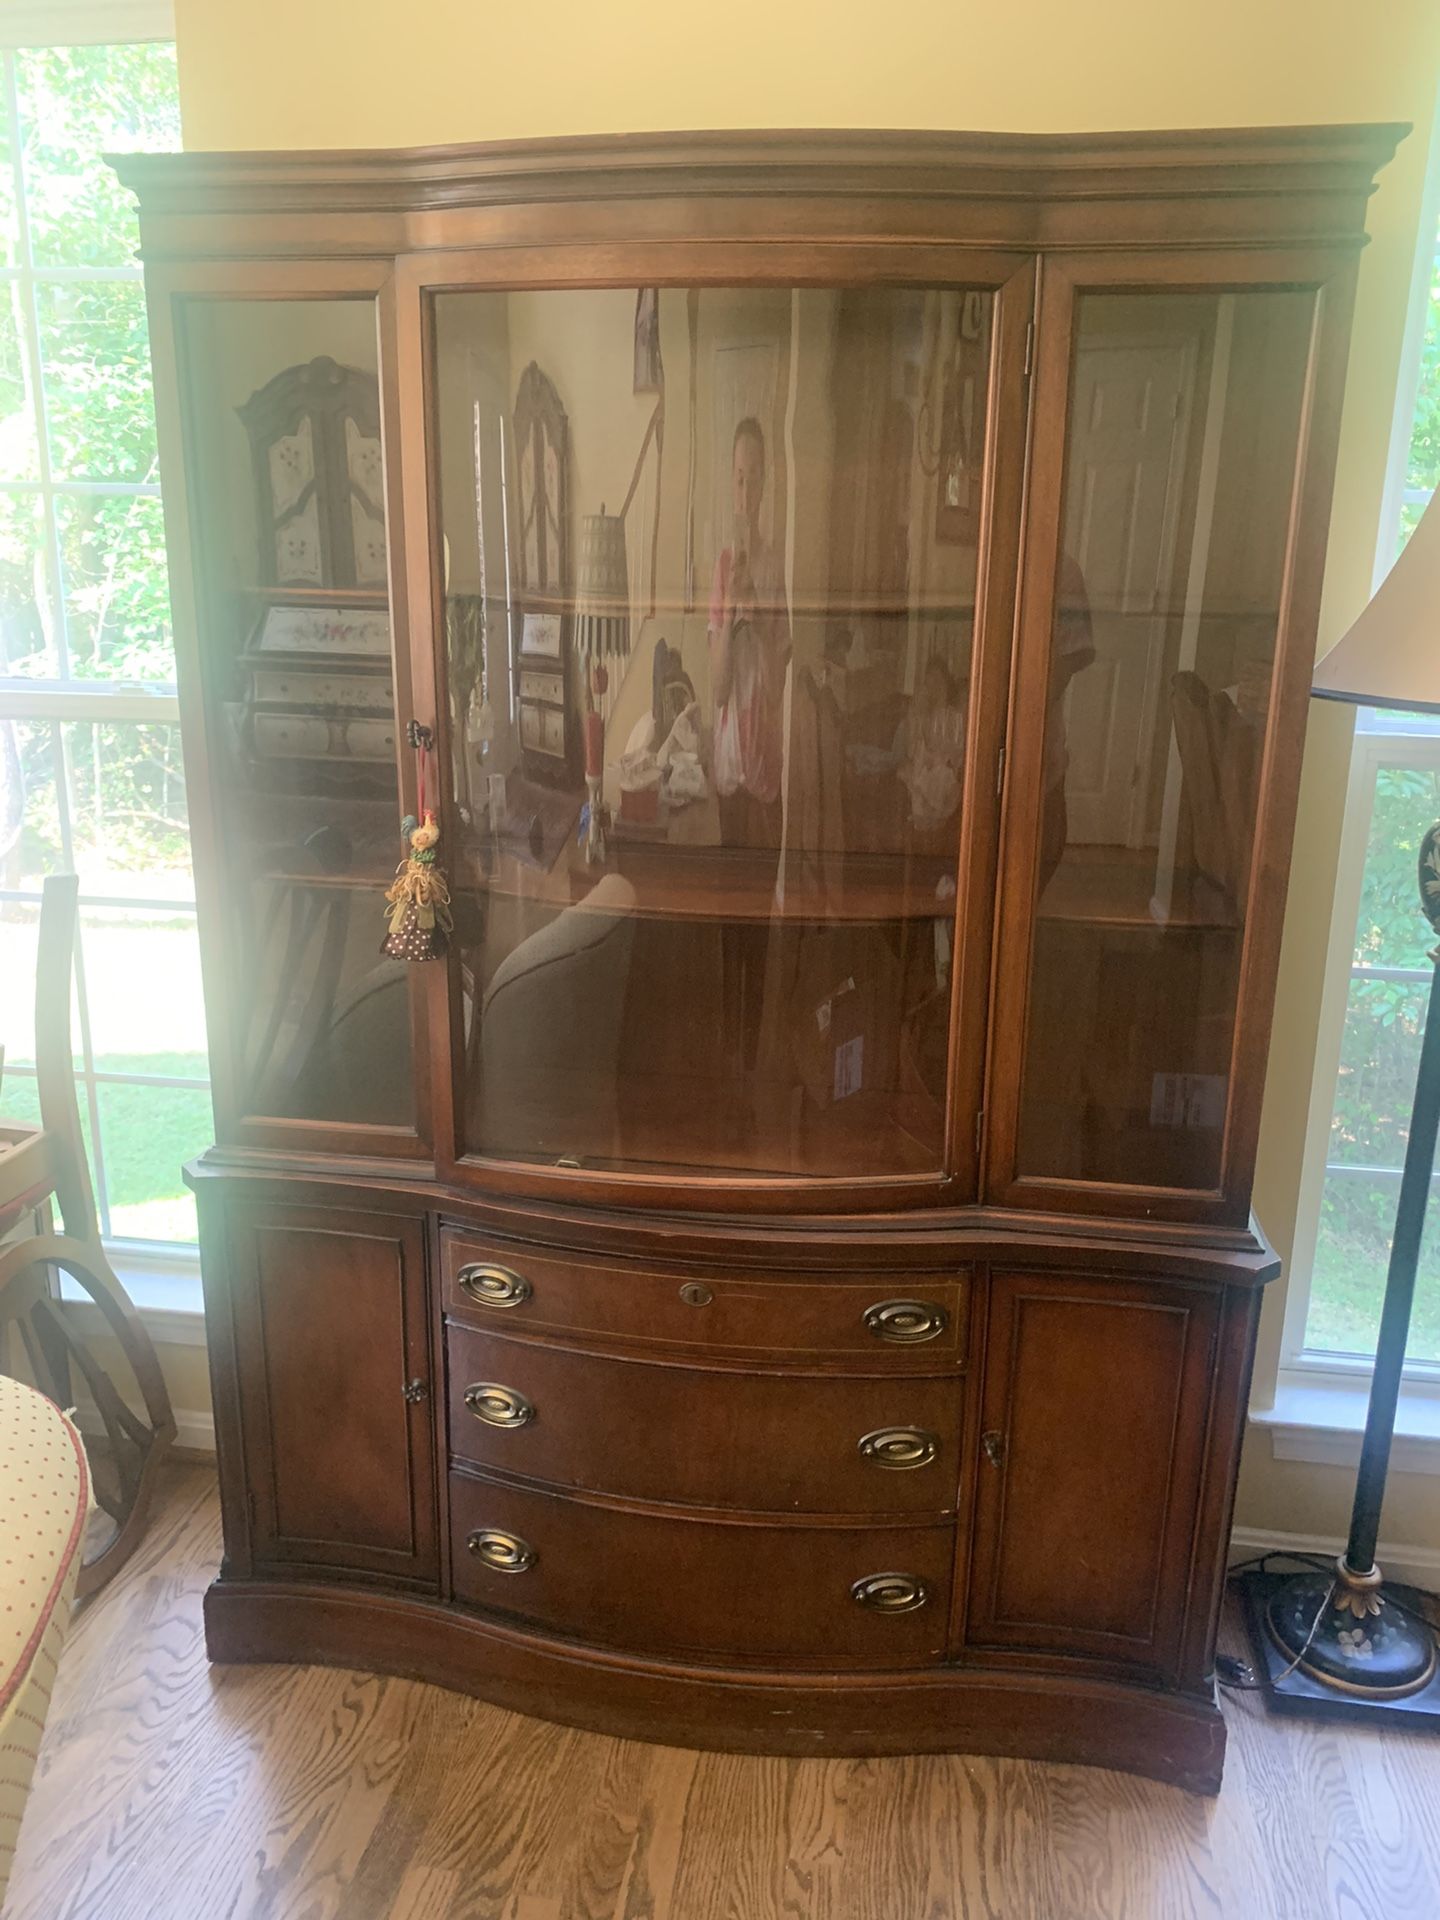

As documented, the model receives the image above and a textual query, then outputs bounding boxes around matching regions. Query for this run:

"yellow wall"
[170,1,1440,1545]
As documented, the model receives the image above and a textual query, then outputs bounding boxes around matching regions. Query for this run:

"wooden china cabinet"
[117,124,1400,1791]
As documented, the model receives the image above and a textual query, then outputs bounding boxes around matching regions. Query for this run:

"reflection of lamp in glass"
[1240,495,1440,1722]
[574,508,631,665]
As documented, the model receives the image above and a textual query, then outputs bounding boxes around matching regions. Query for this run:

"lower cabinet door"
[967,1269,1219,1681]
[227,1202,437,1583]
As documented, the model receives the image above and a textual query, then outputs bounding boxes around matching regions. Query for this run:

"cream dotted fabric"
[0,1375,89,1901]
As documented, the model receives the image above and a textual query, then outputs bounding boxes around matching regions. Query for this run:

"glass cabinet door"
[1011,284,1318,1196]
[433,285,998,1181]
[178,297,413,1131]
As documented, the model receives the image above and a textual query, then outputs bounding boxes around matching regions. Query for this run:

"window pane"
[0,488,57,675]
[1306,760,1440,1362]
[1016,287,1317,1190]
[1400,241,1440,547]
[96,1078,208,1244]
[56,492,172,681]
[1311,1167,1440,1364]
[0,904,39,1066]
[0,1070,98,1190]
[0,294,39,480]
[1349,765,1440,970]
[81,905,206,1073]
[179,295,412,1130]
[4,715,60,883]
[60,718,192,898]
[38,279,157,483]
[0,72,20,269]
[0,902,85,1070]
[15,42,179,269]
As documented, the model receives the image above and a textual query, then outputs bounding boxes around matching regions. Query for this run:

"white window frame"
[0,2,200,1329]
[1256,102,1440,1466]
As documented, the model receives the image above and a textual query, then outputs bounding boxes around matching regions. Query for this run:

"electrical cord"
[1219,1551,1440,1693]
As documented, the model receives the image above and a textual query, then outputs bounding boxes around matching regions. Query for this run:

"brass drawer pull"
[463,1382,535,1429]
[858,1426,939,1471]
[457,1263,532,1310]
[466,1528,536,1574]
[863,1298,949,1345]
[851,1571,929,1614]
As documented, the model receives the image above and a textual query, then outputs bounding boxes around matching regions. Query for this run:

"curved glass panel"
[1016,287,1316,1190]
[179,297,411,1127]
[435,285,994,1178]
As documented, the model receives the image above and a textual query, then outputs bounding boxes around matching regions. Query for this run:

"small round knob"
[679,1282,714,1307]
[862,1298,949,1345]
[463,1382,535,1429]
[466,1529,536,1574]
[456,1263,532,1310]
[858,1426,939,1471]
[401,1377,428,1405]
[851,1571,928,1614]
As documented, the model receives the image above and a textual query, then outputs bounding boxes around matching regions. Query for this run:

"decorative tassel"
[383,724,452,961]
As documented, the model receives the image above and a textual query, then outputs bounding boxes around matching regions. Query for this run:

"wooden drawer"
[449,1468,953,1665]
[446,1323,963,1515]
[440,1231,968,1367]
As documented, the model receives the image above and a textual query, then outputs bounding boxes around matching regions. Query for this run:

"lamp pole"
[1264,822,1440,1696]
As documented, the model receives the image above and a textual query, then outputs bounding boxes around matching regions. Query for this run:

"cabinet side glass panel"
[435,286,993,1178]
[1016,287,1315,1191]
[178,297,412,1129]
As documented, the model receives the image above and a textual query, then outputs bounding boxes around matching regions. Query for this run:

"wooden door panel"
[229,1203,437,1582]
[968,1270,1217,1678]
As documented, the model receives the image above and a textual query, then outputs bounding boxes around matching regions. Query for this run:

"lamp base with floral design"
[1264,1558,1437,1698]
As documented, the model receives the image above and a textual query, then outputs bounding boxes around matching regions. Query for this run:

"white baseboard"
[71,1399,215,1457]
[1230,1524,1440,1594]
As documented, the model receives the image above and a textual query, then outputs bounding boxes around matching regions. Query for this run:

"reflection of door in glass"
[1061,333,1196,850]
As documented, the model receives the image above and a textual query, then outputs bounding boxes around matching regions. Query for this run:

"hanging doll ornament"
[383,723,453,961]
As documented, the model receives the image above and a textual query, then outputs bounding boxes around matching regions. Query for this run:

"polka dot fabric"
[0,1375,89,1902]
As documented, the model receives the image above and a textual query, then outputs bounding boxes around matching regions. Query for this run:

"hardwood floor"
[8,1462,1440,1920]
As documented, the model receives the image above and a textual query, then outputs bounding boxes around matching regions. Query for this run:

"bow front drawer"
[446,1322,964,1515]
[449,1468,954,1666]
[441,1231,968,1367]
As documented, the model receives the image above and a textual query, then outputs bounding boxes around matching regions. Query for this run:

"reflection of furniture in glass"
[477,874,637,1159]
[119,125,1398,1796]
[238,356,387,589]
[0,876,175,1596]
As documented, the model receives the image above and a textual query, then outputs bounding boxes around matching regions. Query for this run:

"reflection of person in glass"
[709,417,789,850]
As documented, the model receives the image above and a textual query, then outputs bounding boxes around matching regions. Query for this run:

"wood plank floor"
[8,1462,1440,1920]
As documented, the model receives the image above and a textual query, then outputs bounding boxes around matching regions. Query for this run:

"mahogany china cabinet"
[116,124,1400,1791]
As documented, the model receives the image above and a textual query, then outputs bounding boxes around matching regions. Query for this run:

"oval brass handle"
[457,1263,532,1310]
[463,1382,535,1429]
[862,1298,949,1345]
[466,1528,536,1574]
[851,1571,929,1614]
[858,1426,939,1471]
[679,1282,714,1307]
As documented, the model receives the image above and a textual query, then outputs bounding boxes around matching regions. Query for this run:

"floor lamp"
[1242,494,1440,1715]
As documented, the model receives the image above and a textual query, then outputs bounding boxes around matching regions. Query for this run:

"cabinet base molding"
[203,1577,1228,1793]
